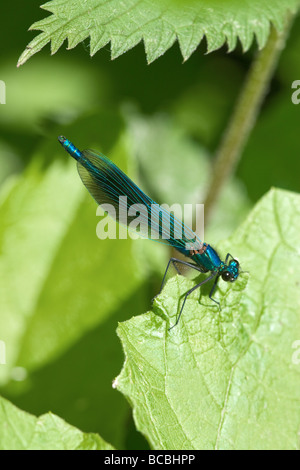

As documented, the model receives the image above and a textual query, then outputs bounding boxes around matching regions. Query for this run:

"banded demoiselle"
[58,136,240,329]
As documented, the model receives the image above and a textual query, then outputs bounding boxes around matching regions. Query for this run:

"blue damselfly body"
[58,136,240,329]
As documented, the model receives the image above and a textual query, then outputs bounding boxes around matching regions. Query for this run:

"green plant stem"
[202,15,295,223]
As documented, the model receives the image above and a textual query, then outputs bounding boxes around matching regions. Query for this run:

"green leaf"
[0,396,113,450]
[116,188,300,450]
[18,0,300,66]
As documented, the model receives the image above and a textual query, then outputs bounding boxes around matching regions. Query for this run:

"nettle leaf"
[116,188,300,450]
[18,0,300,66]
[0,396,113,450]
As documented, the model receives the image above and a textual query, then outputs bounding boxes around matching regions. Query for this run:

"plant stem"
[203,14,295,223]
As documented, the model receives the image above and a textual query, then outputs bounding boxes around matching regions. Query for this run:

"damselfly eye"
[221,271,232,282]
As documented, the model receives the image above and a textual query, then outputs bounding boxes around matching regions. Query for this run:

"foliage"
[116,189,300,450]
[0,396,113,450]
[0,0,300,451]
[18,0,300,65]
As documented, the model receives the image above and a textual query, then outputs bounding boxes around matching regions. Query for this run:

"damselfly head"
[221,259,239,282]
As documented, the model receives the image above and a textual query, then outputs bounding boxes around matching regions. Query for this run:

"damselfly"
[58,136,240,329]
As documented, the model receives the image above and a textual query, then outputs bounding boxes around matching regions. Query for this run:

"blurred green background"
[0,1,300,449]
